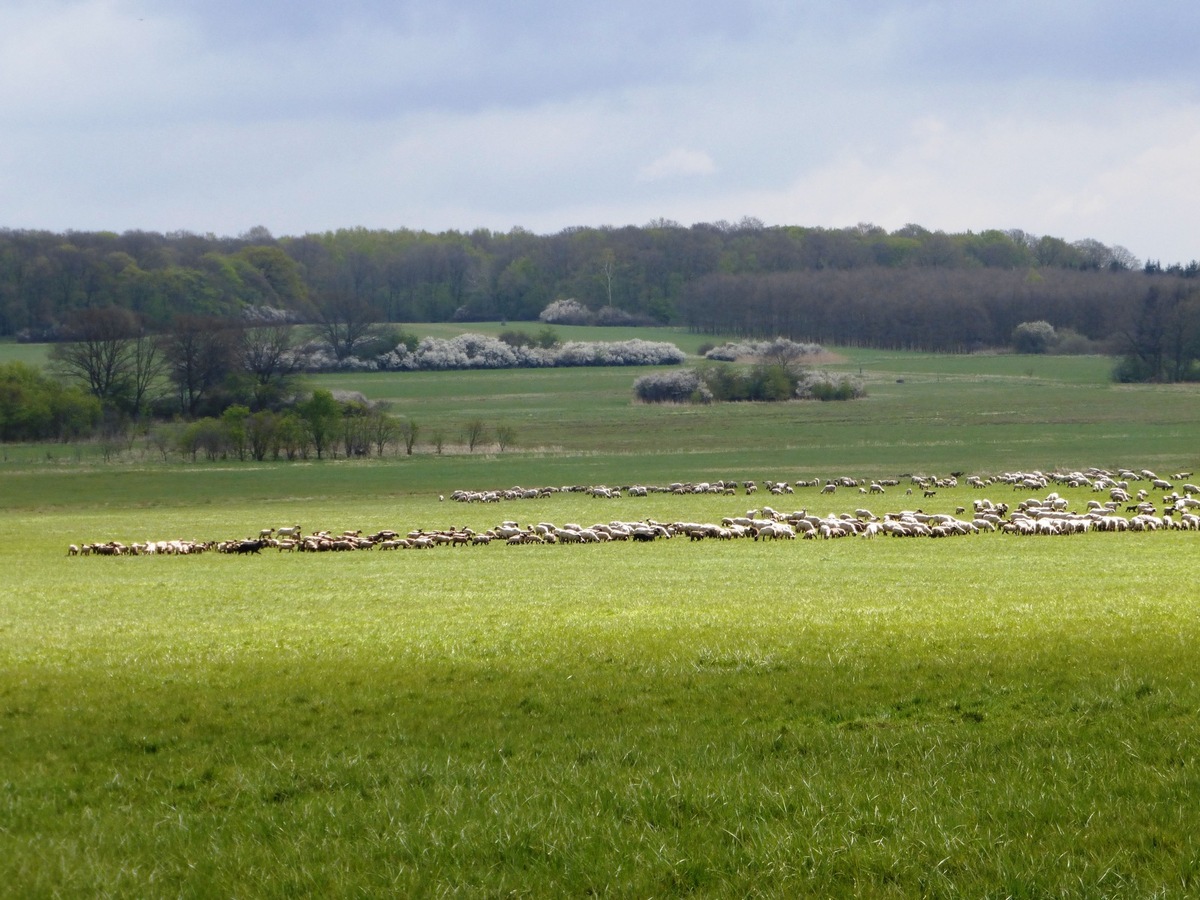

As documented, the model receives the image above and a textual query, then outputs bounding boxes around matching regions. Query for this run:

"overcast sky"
[3,0,1198,263]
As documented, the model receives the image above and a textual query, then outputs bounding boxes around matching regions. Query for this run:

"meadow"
[3,335,1200,896]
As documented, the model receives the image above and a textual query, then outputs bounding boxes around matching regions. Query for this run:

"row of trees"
[5,222,1194,340]
[45,307,317,420]
[166,400,511,463]
[175,392,419,462]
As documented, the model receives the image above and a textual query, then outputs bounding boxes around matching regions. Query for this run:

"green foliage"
[220,404,251,461]
[0,361,101,441]
[747,362,797,401]
[274,411,309,460]
[496,327,562,350]
[236,245,308,309]
[497,328,536,347]
[667,362,800,402]
[297,389,341,459]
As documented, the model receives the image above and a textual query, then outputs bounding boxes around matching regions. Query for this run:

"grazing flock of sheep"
[67,466,1199,558]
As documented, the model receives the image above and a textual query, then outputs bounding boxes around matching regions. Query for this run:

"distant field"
[0,338,51,367]
[3,329,1199,484]
[5,327,1200,895]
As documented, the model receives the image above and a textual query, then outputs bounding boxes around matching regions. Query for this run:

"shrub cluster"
[498,327,559,349]
[538,299,593,325]
[0,362,102,441]
[699,363,799,402]
[632,369,713,404]
[1012,320,1109,355]
[794,370,867,401]
[635,363,865,404]
[538,299,656,327]
[703,337,824,361]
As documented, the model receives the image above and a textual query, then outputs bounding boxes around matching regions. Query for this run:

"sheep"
[275,525,302,538]
[754,522,795,541]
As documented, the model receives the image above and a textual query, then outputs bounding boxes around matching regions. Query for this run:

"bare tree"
[399,419,420,456]
[598,249,617,306]
[241,323,303,386]
[366,405,399,456]
[494,423,516,451]
[160,315,239,416]
[49,307,138,405]
[127,330,168,419]
[463,418,487,453]
[315,294,380,360]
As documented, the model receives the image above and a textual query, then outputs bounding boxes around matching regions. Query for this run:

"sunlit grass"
[4,484,1200,895]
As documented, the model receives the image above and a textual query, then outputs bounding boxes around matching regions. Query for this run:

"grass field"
[4,332,1200,895]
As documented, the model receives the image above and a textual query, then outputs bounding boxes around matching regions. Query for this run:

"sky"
[2,0,1198,263]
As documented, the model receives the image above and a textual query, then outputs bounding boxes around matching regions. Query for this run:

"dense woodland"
[0,221,1194,332]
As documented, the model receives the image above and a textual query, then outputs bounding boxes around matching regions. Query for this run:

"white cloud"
[1,1,1199,263]
[637,149,718,183]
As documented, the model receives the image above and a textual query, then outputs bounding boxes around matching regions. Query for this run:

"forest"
[1,220,1198,376]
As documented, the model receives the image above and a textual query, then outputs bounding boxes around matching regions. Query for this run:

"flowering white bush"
[538,298,593,325]
[364,334,686,372]
[794,371,866,401]
[633,369,712,403]
[553,339,685,367]
[704,337,823,361]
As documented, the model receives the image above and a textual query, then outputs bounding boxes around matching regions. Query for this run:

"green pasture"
[0,339,50,367]
[4,482,1200,896]
[5,336,1200,895]
[311,355,1199,479]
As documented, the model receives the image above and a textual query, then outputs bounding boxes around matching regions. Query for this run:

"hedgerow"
[365,334,686,371]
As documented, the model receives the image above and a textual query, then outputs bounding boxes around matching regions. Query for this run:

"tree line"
[4,221,1195,338]
[3,221,1198,382]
